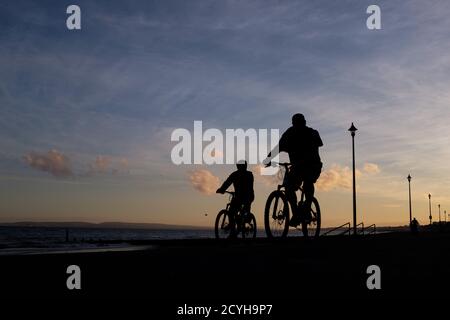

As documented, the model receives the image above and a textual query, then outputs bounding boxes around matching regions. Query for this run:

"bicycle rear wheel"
[301,197,321,238]
[264,191,289,238]
[215,210,233,239]
[242,213,257,239]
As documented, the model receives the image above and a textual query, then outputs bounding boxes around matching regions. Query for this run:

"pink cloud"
[23,150,73,178]
[189,169,220,195]
[316,163,380,192]
[251,164,282,187]
[88,156,130,176]
[363,163,381,174]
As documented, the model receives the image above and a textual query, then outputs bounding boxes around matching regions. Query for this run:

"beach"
[1,231,450,302]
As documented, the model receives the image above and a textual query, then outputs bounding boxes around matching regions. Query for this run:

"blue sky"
[1,0,450,226]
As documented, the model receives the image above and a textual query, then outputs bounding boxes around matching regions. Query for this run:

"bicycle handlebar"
[266,161,291,168]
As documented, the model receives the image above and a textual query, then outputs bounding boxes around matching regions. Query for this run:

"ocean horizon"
[0,224,402,256]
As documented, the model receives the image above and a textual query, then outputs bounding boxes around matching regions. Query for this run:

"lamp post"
[348,123,358,236]
[428,194,432,225]
[439,204,441,223]
[407,174,412,225]
[445,210,447,223]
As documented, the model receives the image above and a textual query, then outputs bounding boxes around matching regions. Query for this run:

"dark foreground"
[1,231,450,303]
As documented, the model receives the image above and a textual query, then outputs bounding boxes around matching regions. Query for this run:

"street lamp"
[407,174,412,225]
[439,204,441,223]
[428,194,432,225]
[348,122,358,236]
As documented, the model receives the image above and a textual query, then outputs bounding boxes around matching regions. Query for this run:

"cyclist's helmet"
[292,113,306,128]
[236,160,247,171]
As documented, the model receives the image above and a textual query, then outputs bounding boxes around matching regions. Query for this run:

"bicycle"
[264,162,321,239]
[215,191,257,239]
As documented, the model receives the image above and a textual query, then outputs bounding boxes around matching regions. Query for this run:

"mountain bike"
[215,191,257,239]
[264,162,321,239]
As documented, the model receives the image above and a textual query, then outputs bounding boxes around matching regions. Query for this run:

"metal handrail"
[321,222,351,236]
[322,222,377,236]
[365,224,376,235]
[356,222,364,235]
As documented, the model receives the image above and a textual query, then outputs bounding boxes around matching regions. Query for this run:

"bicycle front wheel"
[264,191,289,238]
[242,213,257,239]
[301,197,321,239]
[215,210,233,239]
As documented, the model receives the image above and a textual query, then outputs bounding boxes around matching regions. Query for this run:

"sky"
[1,0,450,227]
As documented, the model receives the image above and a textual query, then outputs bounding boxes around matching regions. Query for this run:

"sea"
[0,226,270,255]
[0,225,385,255]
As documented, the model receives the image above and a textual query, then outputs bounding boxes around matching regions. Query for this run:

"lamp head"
[348,123,357,136]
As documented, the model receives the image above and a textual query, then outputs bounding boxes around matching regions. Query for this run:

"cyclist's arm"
[217,174,234,193]
[314,129,324,147]
[265,130,289,164]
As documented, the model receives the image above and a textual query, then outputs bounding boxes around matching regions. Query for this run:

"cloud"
[250,162,381,191]
[87,156,130,176]
[189,169,220,195]
[363,163,381,175]
[316,163,380,192]
[251,164,282,187]
[115,158,130,174]
[23,150,73,177]
[24,151,130,178]
[90,155,111,173]
[316,165,355,192]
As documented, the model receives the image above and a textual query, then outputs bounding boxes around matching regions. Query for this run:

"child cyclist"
[216,160,255,237]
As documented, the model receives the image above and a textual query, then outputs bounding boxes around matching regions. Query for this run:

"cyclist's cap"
[292,113,306,127]
[236,160,247,170]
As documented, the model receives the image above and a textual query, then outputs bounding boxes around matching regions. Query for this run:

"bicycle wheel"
[242,213,257,239]
[215,210,233,239]
[301,197,321,238]
[264,190,289,238]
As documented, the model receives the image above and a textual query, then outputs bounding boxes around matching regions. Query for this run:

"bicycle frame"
[224,191,245,217]
[217,191,255,238]
[275,163,305,210]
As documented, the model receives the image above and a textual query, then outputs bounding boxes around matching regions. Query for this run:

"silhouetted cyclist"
[216,160,255,236]
[265,113,323,227]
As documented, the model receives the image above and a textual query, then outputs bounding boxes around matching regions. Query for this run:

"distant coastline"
[0,221,210,230]
[0,221,410,233]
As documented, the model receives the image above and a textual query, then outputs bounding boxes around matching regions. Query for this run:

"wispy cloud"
[252,164,282,187]
[87,156,130,176]
[189,169,220,195]
[316,163,380,192]
[251,162,381,192]
[23,150,73,178]
[363,163,380,175]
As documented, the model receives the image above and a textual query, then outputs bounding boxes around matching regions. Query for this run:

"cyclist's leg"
[302,179,314,219]
[302,162,322,220]
[242,201,251,222]
[228,199,240,237]
[285,168,299,207]
[286,167,301,225]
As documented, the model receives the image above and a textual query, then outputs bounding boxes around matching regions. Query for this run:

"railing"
[321,222,351,236]
[356,222,364,235]
[364,224,377,235]
[322,222,377,236]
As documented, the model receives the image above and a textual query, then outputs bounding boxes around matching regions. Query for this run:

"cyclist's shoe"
[289,214,301,227]
[299,202,312,224]
[303,213,312,224]
[243,212,252,224]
